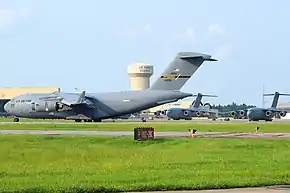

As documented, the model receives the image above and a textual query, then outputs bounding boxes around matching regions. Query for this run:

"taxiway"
[1,130,290,139]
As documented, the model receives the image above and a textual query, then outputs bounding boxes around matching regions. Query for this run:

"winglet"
[77,91,86,104]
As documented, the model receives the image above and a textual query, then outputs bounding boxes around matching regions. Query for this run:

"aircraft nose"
[4,102,9,112]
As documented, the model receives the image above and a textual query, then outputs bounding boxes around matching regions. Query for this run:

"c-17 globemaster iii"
[228,92,290,121]
[4,52,217,122]
[166,93,218,120]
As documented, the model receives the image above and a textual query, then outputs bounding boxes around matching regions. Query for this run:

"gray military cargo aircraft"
[4,52,217,122]
[166,93,218,120]
[229,92,290,121]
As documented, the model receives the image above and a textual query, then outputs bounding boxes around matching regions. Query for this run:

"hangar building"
[0,87,60,114]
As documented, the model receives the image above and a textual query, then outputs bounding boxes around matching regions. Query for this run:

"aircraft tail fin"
[191,93,218,108]
[149,52,217,91]
[263,92,290,108]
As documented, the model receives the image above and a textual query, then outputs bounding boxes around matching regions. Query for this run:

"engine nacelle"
[231,111,236,116]
[160,110,166,115]
[183,110,191,116]
[239,110,245,116]
[195,111,201,117]
[265,110,273,117]
[34,101,63,112]
[279,111,287,117]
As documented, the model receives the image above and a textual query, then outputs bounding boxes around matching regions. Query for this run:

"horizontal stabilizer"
[264,93,290,96]
[179,53,217,61]
[192,93,218,97]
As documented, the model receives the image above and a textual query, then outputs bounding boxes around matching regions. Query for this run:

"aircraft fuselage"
[247,107,276,121]
[4,90,192,121]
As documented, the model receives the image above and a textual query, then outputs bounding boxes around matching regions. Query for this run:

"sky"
[1,0,290,106]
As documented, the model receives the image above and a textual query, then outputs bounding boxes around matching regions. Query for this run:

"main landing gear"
[74,119,101,122]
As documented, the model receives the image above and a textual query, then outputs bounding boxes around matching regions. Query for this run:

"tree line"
[211,102,256,112]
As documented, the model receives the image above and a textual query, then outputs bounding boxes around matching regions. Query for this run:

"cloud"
[0,8,30,30]
[0,9,14,28]
[214,44,233,60]
[208,23,224,35]
[181,27,196,40]
[170,27,196,43]
[120,23,152,39]
[143,23,152,33]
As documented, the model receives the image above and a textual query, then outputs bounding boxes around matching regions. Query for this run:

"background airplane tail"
[263,92,290,108]
[191,93,218,108]
[149,52,217,91]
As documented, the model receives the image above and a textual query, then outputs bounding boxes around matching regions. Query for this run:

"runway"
[1,130,290,139]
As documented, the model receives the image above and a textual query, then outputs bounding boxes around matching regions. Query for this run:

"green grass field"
[1,135,290,192]
[1,122,290,133]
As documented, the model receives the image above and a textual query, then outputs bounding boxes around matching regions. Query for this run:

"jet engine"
[231,111,236,116]
[195,111,201,117]
[183,110,191,116]
[34,101,63,112]
[279,111,287,117]
[160,110,166,115]
[239,110,245,116]
[265,110,273,117]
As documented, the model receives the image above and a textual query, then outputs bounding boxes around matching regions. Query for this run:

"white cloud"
[208,23,224,35]
[0,8,30,30]
[120,23,152,39]
[143,23,152,33]
[182,27,196,39]
[214,44,233,60]
[171,27,196,42]
[0,9,14,28]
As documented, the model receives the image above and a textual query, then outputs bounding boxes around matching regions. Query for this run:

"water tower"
[127,63,154,90]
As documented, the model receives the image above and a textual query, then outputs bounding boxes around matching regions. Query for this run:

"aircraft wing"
[56,91,95,109]
[188,109,213,113]
[262,108,284,113]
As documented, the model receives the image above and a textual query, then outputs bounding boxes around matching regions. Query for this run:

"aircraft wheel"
[13,118,19,122]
